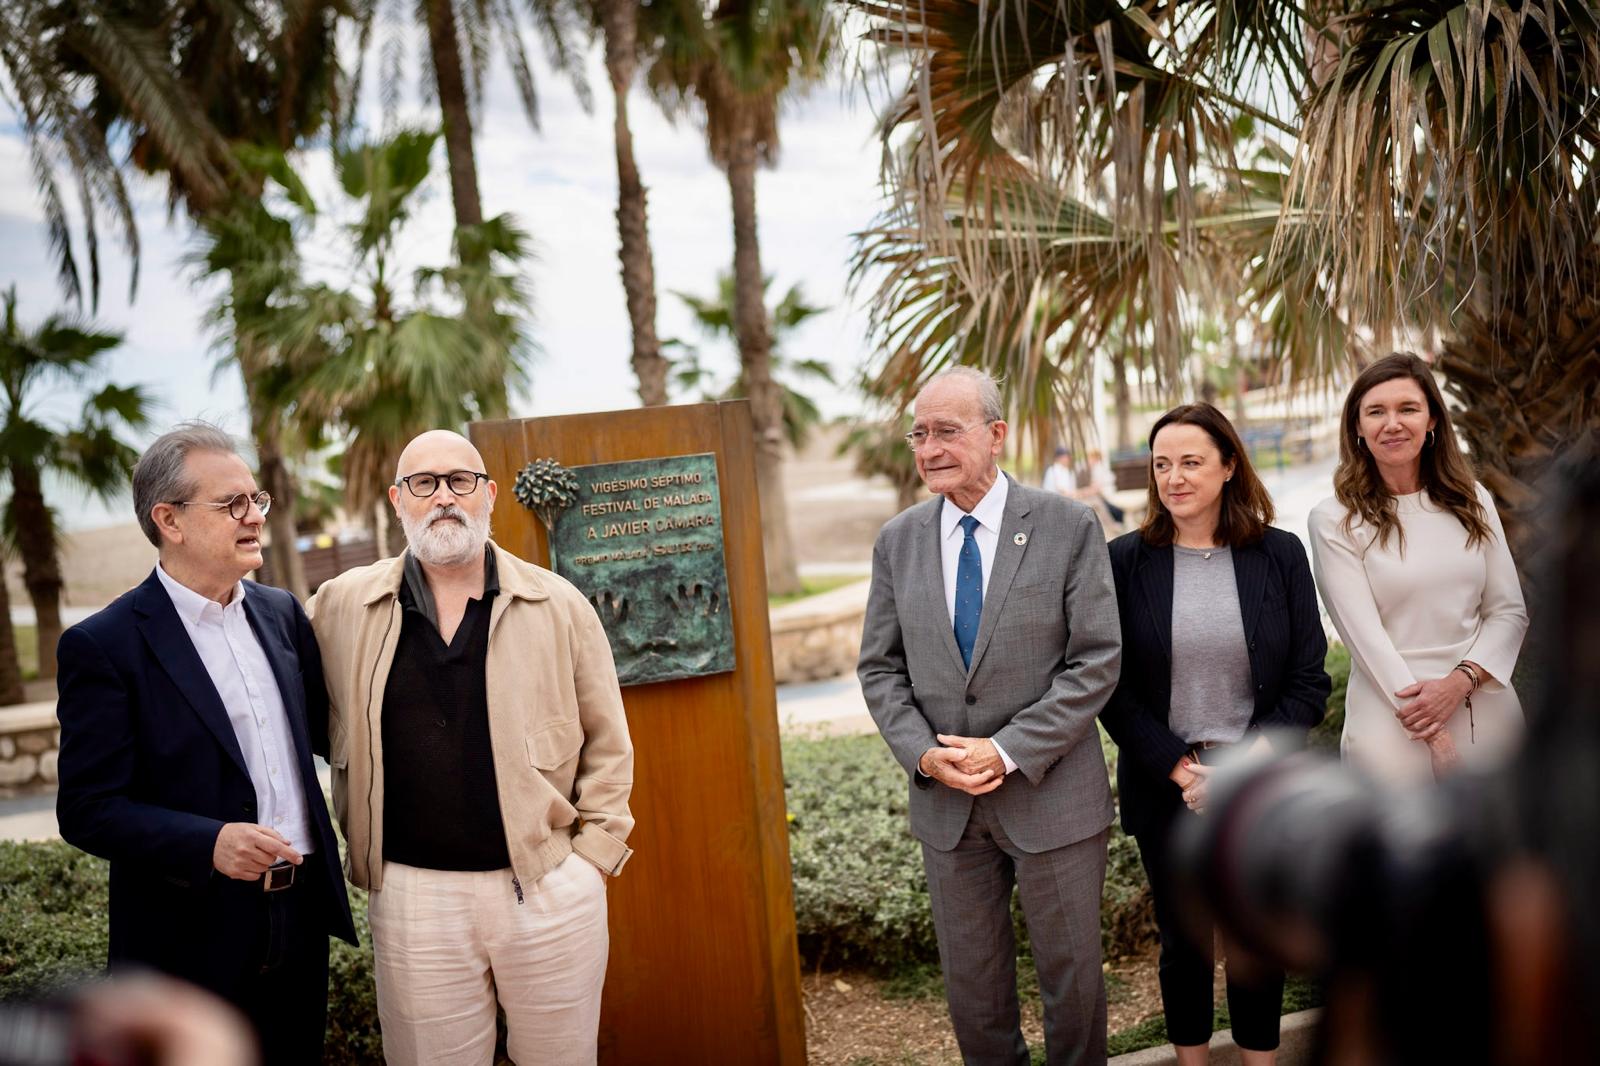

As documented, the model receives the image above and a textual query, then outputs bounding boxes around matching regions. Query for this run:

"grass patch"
[1107,1013,1171,1057]
[879,961,945,1001]
[768,573,863,608]
[1102,974,1324,1057]
[12,623,38,682]
[1308,643,1351,753]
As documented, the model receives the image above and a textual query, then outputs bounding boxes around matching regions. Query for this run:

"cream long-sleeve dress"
[1308,483,1529,784]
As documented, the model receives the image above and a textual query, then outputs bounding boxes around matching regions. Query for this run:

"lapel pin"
[1013,532,1028,546]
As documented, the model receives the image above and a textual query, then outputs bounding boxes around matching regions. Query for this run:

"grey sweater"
[1169,546,1255,745]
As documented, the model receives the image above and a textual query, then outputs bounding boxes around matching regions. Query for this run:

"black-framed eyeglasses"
[904,420,996,451]
[396,470,489,498]
[169,491,272,520]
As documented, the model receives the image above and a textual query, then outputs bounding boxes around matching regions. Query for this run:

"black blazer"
[1100,527,1331,839]
[55,570,356,983]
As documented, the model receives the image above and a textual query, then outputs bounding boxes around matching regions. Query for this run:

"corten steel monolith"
[469,400,806,1064]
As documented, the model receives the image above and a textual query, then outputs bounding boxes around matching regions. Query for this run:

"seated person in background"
[1042,446,1078,496]
[1044,445,1121,535]
[1085,449,1126,526]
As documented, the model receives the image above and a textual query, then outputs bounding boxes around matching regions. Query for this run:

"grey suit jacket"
[858,476,1121,853]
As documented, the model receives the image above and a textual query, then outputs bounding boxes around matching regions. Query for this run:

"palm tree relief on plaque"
[515,454,736,686]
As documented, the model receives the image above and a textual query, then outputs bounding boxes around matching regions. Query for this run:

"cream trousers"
[368,853,609,1066]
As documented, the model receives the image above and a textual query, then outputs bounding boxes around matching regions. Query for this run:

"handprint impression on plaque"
[666,582,722,618]
[551,454,736,685]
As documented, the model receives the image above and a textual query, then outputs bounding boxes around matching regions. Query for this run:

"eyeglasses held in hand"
[169,491,273,520]
[396,470,490,498]
[904,421,995,450]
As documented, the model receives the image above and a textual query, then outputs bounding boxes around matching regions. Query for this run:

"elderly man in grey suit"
[859,367,1121,1065]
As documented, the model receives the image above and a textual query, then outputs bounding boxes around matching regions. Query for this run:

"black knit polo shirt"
[380,556,511,871]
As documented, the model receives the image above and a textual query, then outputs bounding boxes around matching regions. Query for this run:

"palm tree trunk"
[425,0,483,230]
[1110,346,1133,450]
[7,463,62,681]
[244,370,308,601]
[1439,265,1600,561]
[600,0,669,407]
[0,571,26,705]
[423,1,512,415]
[232,273,309,601]
[725,117,802,597]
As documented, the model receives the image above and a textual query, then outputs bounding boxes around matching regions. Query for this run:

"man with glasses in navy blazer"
[859,368,1123,1065]
[55,422,355,1064]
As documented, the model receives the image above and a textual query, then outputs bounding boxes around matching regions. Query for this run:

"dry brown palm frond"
[853,160,1349,449]
[1282,0,1600,336]
[852,0,1316,389]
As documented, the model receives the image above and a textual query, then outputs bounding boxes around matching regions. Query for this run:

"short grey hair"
[920,366,1004,423]
[132,422,241,546]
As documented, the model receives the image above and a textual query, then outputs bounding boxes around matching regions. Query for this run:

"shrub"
[1309,643,1351,753]
[0,841,382,1062]
[782,728,1156,971]
[783,733,940,969]
[0,841,108,998]
[326,890,382,1065]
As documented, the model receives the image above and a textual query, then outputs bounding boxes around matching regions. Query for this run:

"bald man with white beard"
[308,431,635,1066]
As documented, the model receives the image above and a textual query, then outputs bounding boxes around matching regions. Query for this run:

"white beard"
[401,502,490,566]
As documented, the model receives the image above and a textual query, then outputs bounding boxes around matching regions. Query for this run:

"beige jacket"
[307,542,634,892]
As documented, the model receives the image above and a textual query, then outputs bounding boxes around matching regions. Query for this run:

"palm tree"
[648,0,836,596]
[10,0,348,600]
[1280,0,1600,549]
[0,566,25,705]
[0,287,152,681]
[0,0,228,309]
[852,0,1598,548]
[231,130,532,553]
[350,0,588,231]
[667,273,834,449]
[589,0,670,405]
[838,417,924,514]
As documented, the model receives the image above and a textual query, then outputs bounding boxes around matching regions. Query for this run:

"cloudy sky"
[1,38,895,528]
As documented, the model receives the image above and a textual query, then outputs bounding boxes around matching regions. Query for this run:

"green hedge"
[0,841,382,1064]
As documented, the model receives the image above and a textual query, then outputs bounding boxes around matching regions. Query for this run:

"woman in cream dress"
[1309,353,1529,784]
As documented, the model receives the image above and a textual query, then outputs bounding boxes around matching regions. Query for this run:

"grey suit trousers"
[923,795,1109,1066]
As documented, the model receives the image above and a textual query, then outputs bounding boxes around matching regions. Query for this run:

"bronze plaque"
[549,453,735,685]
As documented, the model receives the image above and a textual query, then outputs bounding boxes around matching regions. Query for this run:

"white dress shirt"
[156,564,315,854]
[938,474,1018,774]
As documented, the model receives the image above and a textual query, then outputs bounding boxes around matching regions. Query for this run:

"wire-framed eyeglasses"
[168,491,272,520]
[904,420,996,450]
[396,470,490,498]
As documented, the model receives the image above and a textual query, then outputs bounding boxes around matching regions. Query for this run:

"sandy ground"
[803,952,1173,1065]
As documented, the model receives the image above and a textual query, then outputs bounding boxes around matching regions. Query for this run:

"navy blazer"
[55,570,356,981]
[1100,527,1331,839]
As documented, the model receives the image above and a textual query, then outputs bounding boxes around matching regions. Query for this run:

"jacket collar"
[131,570,250,777]
[1130,534,1270,659]
[359,540,549,607]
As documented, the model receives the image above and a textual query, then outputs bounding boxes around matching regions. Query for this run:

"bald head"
[389,429,497,568]
[396,429,486,481]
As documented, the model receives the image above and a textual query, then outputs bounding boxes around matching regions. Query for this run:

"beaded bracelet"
[1453,663,1481,741]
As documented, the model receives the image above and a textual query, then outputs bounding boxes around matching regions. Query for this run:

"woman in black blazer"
[1101,404,1330,1066]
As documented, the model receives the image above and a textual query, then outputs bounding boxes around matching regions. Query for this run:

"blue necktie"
[954,515,983,669]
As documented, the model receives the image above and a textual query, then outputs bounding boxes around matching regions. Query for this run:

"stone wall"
[769,579,871,686]
[0,702,60,794]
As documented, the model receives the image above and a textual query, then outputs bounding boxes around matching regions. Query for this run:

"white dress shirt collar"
[939,471,1009,541]
[156,562,247,625]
